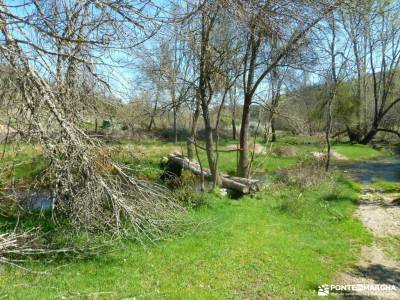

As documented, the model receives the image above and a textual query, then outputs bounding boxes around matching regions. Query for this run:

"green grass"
[106,140,302,180]
[0,143,47,183]
[370,180,400,193]
[0,176,371,299]
[332,144,386,160]
[194,151,299,175]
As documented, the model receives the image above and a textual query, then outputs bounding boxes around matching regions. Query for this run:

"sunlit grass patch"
[370,180,400,193]
[332,144,386,160]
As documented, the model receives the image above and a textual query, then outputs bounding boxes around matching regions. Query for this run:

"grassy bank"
[0,175,371,299]
[332,144,387,160]
[370,180,400,193]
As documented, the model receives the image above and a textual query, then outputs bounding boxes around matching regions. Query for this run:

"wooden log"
[225,176,260,192]
[166,153,260,194]
[220,177,249,194]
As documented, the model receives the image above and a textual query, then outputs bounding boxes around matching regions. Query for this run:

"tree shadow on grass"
[322,193,358,205]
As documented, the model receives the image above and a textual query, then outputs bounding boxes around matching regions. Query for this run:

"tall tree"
[231,0,338,177]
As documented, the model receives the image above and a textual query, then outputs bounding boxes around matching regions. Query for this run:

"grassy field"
[0,134,391,299]
[0,176,371,299]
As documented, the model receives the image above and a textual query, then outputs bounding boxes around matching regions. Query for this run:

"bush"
[159,128,190,141]
[271,146,299,157]
[275,157,329,189]
[169,171,206,208]
[100,119,111,129]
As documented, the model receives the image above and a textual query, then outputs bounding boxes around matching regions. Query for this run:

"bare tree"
[197,5,221,184]
[230,0,339,177]
[341,1,400,143]
[322,13,349,170]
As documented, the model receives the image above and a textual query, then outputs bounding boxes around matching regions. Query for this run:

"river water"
[333,156,400,184]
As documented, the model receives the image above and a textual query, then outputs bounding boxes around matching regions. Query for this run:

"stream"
[333,156,400,184]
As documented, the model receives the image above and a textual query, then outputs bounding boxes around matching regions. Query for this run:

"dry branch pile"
[0,1,185,241]
[0,229,41,265]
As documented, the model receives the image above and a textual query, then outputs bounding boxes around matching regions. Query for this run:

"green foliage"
[378,235,400,261]
[219,113,233,128]
[334,82,360,124]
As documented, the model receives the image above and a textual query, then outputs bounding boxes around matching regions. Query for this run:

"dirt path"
[337,188,400,299]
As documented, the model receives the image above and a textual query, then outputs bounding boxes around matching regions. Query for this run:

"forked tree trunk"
[197,10,220,185]
[187,99,200,161]
[360,126,378,144]
[201,103,220,185]
[232,118,237,140]
[172,107,178,143]
[238,95,251,178]
[271,117,276,142]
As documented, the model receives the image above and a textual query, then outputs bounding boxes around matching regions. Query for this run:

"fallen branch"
[331,129,347,139]
[166,153,261,194]
[377,128,400,138]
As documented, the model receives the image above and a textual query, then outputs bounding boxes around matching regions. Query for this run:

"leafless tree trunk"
[325,16,338,171]
[198,8,220,185]
[229,87,237,140]
[234,1,338,177]
[187,95,200,161]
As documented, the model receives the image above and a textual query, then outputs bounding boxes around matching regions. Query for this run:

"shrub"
[100,119,111,129]
[275,157,329,189]
[169,171,206,208]
[271,146,299,157]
